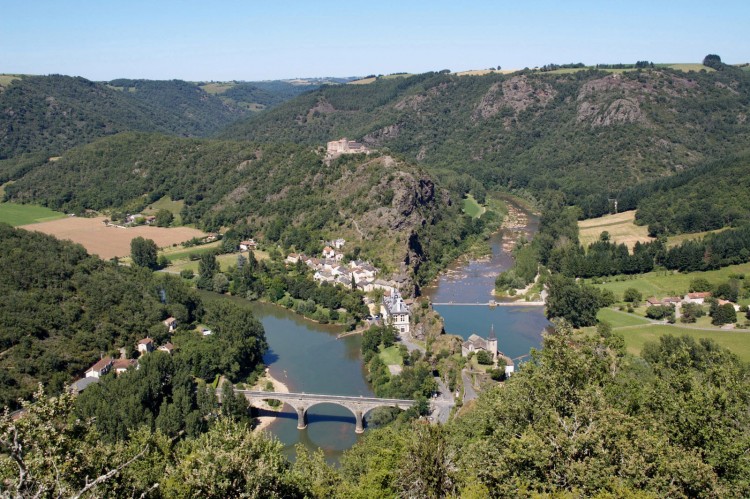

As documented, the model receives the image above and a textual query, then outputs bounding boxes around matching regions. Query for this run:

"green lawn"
[618,324,750,362]
[160,241,223,262]
[597,308,652,328]
[167,250,269,273]
[143,196,185,225]
[462,194,485,218]
[379,345,403,366]
[588,262,750,300]
[0,202,66,226]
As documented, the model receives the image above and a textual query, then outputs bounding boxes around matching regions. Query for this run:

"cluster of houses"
[71,317,179,393]
[284,238,413,333]
[647,292,741,311]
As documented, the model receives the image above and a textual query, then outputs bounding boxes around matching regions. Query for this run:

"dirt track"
[23,216,207,259]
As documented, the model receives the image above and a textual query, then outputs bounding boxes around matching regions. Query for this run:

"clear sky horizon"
[1,0,748,81]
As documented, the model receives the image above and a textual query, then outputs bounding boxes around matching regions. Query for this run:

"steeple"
[488,324,496,340]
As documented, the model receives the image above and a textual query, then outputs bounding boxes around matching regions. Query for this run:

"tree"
[475,350,493,365]
[155,209,174,227]
[545,274,605,328]
[702,54,723,70]
[623,288,642,303]
[130,236,158,268]
[689,277,712,292]
[711,303,737,325]
[197,252,219,289]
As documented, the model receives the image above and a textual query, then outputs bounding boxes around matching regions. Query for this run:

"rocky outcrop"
[473,76,556,121]
[576,74,648,127]
[362,124,402,145]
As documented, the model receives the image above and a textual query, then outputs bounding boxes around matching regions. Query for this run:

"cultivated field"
[666,228,728,248]
[578,210,654,250]
[24,216,207,259]
[0,202,66,226]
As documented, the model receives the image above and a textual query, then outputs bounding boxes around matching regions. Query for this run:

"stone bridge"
[235,390,416,433]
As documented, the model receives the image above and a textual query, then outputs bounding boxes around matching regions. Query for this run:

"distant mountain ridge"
[0,74,246,159]
[220,66,750,216]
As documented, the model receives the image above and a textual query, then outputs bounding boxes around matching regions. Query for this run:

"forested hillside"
[221,66,750,214]
[0,224,232,409]
[3,133,493,283]
[0,75,246,159]
[627,152,750,235]
[202,80,321,112]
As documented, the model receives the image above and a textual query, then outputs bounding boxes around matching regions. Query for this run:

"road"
[461,370,478,403]
[430,376,455,424]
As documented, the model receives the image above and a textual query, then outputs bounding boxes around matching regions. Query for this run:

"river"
[422,197,549,360]
[204,196,547,460]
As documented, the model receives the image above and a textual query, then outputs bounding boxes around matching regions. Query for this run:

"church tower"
[487,324,498,362]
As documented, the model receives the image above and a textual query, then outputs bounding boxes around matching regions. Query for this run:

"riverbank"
[250,367,290,433]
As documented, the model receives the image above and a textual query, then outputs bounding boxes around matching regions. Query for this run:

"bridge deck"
[235,390,415,405]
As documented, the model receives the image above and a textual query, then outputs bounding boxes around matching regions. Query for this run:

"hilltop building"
[326,138,370,159]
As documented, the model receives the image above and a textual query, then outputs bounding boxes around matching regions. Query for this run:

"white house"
[381,291,410,334]
[85,357,114,378]
[333,238,346,249]
[113,358,137,375]
[239,240,257,251]
[322,246,336,259]
[137,337,155,354]
[164,317,177,332]
[158,342,175,354]
[683,292,711,304]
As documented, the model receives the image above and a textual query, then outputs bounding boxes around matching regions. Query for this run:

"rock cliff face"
[473,75,556,121]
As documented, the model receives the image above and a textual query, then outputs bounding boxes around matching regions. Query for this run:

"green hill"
[3,133,491,282]
[0,75,246,159]
[221,66,750,214]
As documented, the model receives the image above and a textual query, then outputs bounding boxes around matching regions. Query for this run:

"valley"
[3,55,750,497]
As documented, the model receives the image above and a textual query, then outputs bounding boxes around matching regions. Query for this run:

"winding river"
[210,196,548,460]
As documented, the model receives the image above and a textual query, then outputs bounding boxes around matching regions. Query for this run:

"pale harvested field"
[24,216,207,259]
[578,210,654,250]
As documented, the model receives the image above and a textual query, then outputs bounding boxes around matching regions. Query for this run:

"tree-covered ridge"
[106,78,247,134]
[206,80,321,111]
[627,152,750,235]
[221,67,750,210]
[0,75,245,159]
[3,133,493,283]
[0,224,267,410]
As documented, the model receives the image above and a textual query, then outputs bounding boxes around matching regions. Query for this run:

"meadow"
[617,324,750,362]
[0,202,66,226]
[142,195,185,224]
[588,261,750,301]
[578,210,654,249]
[462,194,485,218]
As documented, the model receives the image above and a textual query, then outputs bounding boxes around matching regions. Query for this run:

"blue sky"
[1,0,747,81]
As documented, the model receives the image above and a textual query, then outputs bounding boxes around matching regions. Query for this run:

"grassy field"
[379,345,403,366]
[578,210,654,250]
[588,262,750,300]
[596,307,652,328]
[167,250,270,273]
[462,194,486,218]
[0,74,21,89]
[617,324,750,362]
[666,228,728,248]
[159,241,222,261]
[199,82,234,94]
[142,196,185,225]
[0,202,67,226]
[660,63,715,72]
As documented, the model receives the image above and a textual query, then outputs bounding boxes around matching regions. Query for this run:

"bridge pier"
[354,410,364,434]
[296,406,307,430]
